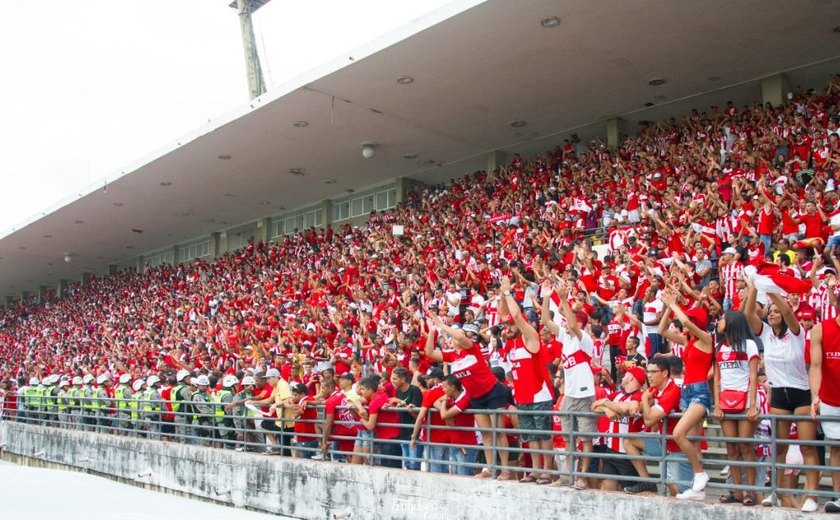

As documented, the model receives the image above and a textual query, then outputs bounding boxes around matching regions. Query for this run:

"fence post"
[490,410,499,478]
[769,415,778,502]
[659,415,667,496]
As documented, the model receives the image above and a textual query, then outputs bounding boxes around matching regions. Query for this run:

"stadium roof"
[2,0,839,300]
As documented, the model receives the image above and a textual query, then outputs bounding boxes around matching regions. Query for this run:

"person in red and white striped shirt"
[719,247,744,311]
[590,366,646,491]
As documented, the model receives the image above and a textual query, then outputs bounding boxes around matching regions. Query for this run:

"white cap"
[119,373,131,384]
[241,376,256,386]
[722,247,738,256]
[72,376,83,385]
[29,377,39,386]
[132,379,145,392]
[82,374,94,384]
[195,375,210,386]
[176,369,190,383]
[222,375,238,388]
[146,375,160,387]
[265,368,281,378]
[58,380,69,388]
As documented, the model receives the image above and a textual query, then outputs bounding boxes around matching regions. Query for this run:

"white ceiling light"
[396,75,414,85]
[293,121,309,128]
[361,142,376,159]
[648,78,666,86]
[540,16,560,28]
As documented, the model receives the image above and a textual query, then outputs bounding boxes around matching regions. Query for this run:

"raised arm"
[767,293,800,336]
[423,318,444,362]
[500,276,540,353]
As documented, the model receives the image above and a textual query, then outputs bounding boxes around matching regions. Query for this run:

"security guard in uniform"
[81,374,96,431]
[142,375,162,440]
[23,377,41,424]
[214,375,238,448]
[129,378,145,437]
[169,370,193,443]
[191,375,214,446]
[56,379,71,427]
[42,375,58,425]
[68,376,84,427]
[113,374,134,435]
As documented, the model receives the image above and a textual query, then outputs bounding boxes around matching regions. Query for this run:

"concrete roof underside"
[2,0,839,300]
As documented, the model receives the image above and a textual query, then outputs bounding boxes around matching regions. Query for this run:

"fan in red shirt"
[591,366,645,491]
[357,374,402,468]
[409,368,450,474]
[623,356,682,495]
[432,375,479,476]
[425,314,512,480]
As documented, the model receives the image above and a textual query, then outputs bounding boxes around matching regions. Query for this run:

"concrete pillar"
[762,73,789,108]
[321,200,332,229]
[5,296,13,306]
[486,151,507,178]
[607,118,623,150]
[218,232,229,255]
[81,272,92,285]
[57,279,68,299]
[38,285,49,304]
[21,290,30,301]
[108,264,118,275]
[170,246,179,265]
[210,233,220,259]
[255,218,270,243]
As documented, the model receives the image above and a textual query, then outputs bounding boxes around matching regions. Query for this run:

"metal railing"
[2,395,839,502]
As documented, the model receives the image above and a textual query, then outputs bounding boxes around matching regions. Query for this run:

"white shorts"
[821,402,840,440]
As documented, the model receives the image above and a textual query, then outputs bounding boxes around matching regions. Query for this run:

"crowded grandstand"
[2,71,840,513]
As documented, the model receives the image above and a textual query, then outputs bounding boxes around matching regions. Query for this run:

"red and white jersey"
[719,262,744,300]
[716,339,760,392]
[441,343,498,399]
[506,337,554,405]
[557,328,595,398]
[485,298,500,328]
[603,390,643,453]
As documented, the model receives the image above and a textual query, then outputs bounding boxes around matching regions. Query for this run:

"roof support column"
[108,264,118,275]
[607,118,624,151]
[255,218,271,244]
[321,200,332,231]
[81,272,92,285]
[218,232,229,256]
[38,285,49,304]
[762,73,789,108]
[210,233,220,259]
[135,255,145,273]
[57,279,68,299]
[486,151,507,181]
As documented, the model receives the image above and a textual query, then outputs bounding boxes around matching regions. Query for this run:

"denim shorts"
[679,381,711,415]
[517,400,553,442]
[355,429,374,450]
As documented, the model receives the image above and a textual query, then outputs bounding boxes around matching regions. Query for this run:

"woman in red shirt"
[425,315,513,480]
[659,289,714,500]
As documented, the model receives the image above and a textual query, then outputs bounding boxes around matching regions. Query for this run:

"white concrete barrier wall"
[0,421,811,520]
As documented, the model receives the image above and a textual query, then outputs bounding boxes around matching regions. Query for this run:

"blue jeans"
[679,381,712,416]
[400,440,423,470]
[450,446,478,476]
[428,445,450,474]
[647,333,663,357]
[644,436,692,492]
[828,235,840,249]
[760,234,773,257]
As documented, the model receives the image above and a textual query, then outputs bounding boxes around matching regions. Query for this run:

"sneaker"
[761,492,778,507]
[624,482,657,494]
[801,498,819,513]
[720,465,731,477]
[676,489,706,501]
[826,498,840,513]
[692,472,710,492]
[311,453,324,461]
[234,446,246,452]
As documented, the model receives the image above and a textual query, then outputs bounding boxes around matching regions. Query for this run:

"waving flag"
[743,261,813,296]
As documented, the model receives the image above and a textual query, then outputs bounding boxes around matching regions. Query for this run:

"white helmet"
[195,375,210,387]
[176,369,191,383]
[119,373,131,384]
[132,379,145,392]
[29,377,39,386]
[241,376,256,386]
[82,374,94,384]
[72,376,83,385]
[146,375,160,387]
[58,380,69,388]
[96,374,106,385]
[222,375,238,388]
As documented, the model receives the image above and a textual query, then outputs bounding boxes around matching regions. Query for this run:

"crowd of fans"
[2,74,840,512]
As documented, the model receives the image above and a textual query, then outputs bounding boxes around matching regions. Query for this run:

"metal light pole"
[230,0,270,99]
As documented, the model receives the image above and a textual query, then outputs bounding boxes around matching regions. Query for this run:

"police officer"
[81,374,96,431]
[142,375,163,440]
[56,379,71,427]
[42,375,58,426]
[191,375,214,446]
[214,375,238,448]
[93,374,113,433]
[68,376,84,427]
[113,374,133,435]
[170,369,193,443]
[129,378,145,437]
[22,377,41,424]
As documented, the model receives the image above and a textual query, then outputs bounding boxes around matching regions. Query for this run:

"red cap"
[628,367,647,386]
[797,309,816,320]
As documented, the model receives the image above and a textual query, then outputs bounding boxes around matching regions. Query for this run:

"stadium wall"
[0,421,809,520]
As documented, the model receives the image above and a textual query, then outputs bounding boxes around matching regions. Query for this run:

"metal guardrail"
[2,395,839,502]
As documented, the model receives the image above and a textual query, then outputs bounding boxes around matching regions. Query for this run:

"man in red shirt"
[409,368,449,473]
[808,316,840,512]
[623,357,682,494]
[434,375,479,476]
[357,374,402,468]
